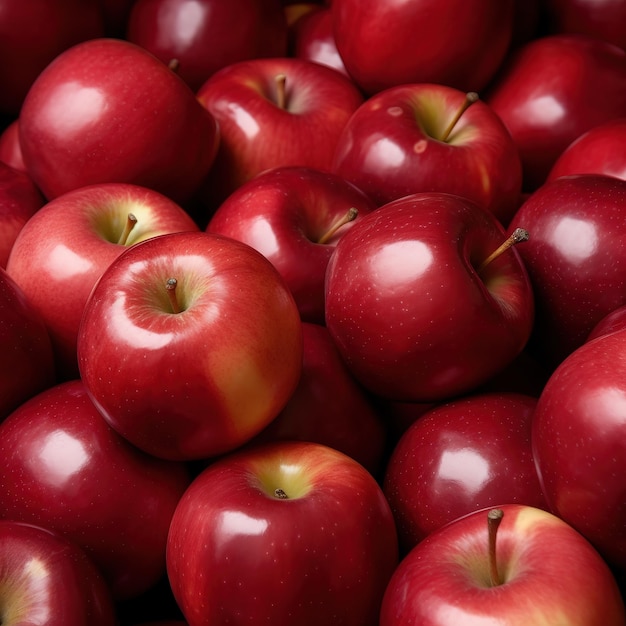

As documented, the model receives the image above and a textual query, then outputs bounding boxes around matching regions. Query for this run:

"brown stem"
[488,508,504,587]
[117,213,138,245]
[317,207,358,244]
[440,92,479,142]
[477,228,529,275]
[275,73,287,109]
[166,278,181,314]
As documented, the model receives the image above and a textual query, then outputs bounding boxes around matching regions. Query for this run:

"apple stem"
[440,92,479,142]
[275,73,287,109]
[488,508,504,587]
[274,488,289,499]
[317,207,358,245]
[165,278,182,314]
[477,228,529,275]
[117,213,138,245]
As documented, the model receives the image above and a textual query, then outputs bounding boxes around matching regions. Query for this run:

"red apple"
[486,34,626,191]
[383,392,547,552]
[330,0,514,95]
[207,165,376,323]
[0,520,117,626]
[331,83,523,224]
[587,303,626,342]
[77,230,303,461]
[166,440,399,626]
[324,192,534,403]
[126,0,289,92]
[0,119,27,173]
[19,37,219,204]
[380,504,626,626]
[6,182,199,379]
[0,379,192,600]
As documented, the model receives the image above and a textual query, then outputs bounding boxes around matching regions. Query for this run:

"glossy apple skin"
[532,330,626,570]
[0,380,192,600]
[324,193,535,403]
[587,304,626,341]
[127,0,288,92]
[547,118,626,183]
[380,504,626,626]
[383,392,547,552]
[331,83,523,224]
[207,165,376,323]
[508,174,626,367]
[167,441,399,626]
[486,34,626,191]
[78,231,303,461]
[331,0,513,95]
[196,57,364,208]
[0,520,117,626]
[6,182,199,380]
[0,120,27,173]
[19,38,219,204]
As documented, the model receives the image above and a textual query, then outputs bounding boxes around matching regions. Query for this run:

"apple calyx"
[274,488,289,499]
[488,508,504,587]
[165,277,182,314]
[440,91,479,142]
[117,212,138,245]
[317,207,358,244]
[477,227,529,276]
[274,73,287,109]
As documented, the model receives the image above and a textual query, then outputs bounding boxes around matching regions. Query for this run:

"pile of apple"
[0,0,625,625]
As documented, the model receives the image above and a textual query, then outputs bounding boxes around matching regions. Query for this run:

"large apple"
[380,504,626,626]
[18,37,220,204]
[166,440,399,626]
[78,230,303,461]
[331,83,523,224]
[324,192,534,403]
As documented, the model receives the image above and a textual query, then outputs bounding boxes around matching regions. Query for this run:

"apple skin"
[166,440,399,626]
[0,119,27,173]
[18,37,220,204]
[380,504,626,626]
[532,330,626,570]
[330,0,514,95]
[78,230,303,461]
[331,83,523,224]
[486,34,626,191]
[324,192,535,403]
[587,304,626,342]
[6,182,199,380]
[0,520,117,626]
[383,392,548,552]
[507,174,626,367]
[207,165,377,324]
[126,0,289,92]
[0,379,192,600]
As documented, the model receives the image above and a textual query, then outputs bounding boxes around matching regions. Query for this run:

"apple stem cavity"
[317,207,358,245]
[117,213,138,245]
[488,508,504,587]
[275,73,287,109]
[274,488,289,499]
[165,278,182,314]
[440,91,479,142]
[477,227,530,276]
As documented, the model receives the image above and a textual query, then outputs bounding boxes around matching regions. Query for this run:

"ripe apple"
[77,230,303,461]
[324,192,534,403]
[166,440,399,626]
[380,504,626,626]
[6,182,199,379]
[207,165,376,323]
[19,37,220,204]
[383,392,547,552]
[0,379,192,600]
[331,83,523,224]
[0,520,117,626]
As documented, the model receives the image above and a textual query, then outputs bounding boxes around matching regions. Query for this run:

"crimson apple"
[166,440,399,626]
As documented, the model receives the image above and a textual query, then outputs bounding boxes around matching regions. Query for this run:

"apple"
[507,173,626,367]
[587,304,626,342]
[6,182,199,380]
[330,0,514,95]
[331,83,523,224]
[383,392,548,552]
[380,504,626,626]
[532,329,626,570]
[18,37,220,204]
[486,34,626,191]
[195,56,364,209]
[324,192,534,403]
[166,440,399,626]
[0,520,117,626]
[0,379,192,600]
[126,0,289,92]
[206,165,377,323]
[0,119,27,173]
[77,230,303,461]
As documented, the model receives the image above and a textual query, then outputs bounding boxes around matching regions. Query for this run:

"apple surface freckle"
[414,139,428,153]
[387,106,403,117]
